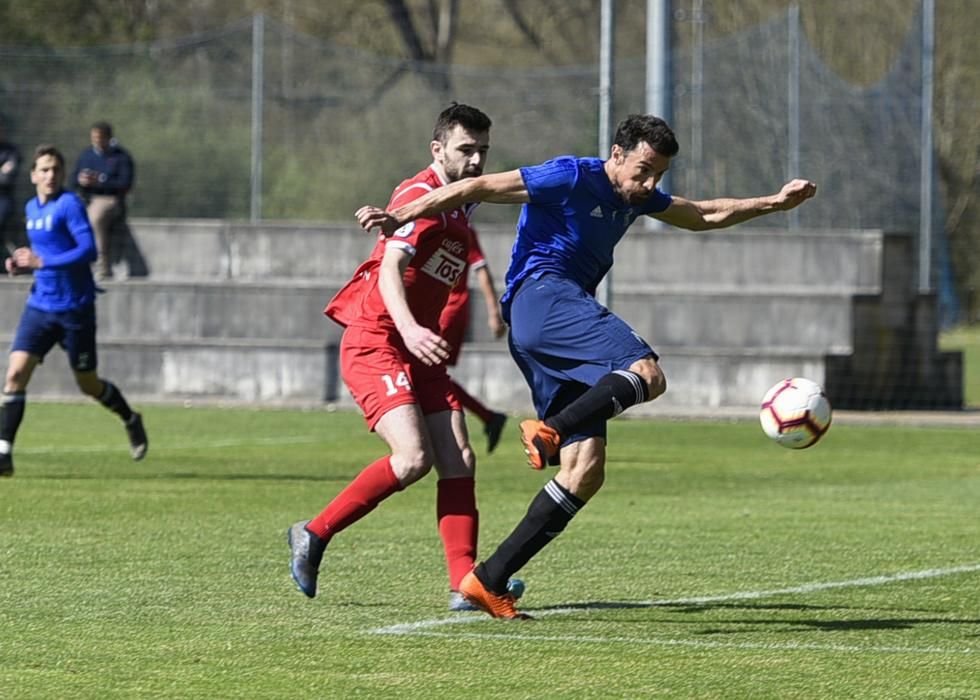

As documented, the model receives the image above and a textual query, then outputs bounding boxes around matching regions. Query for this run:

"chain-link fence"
[0,8,938,229]
[0,3,972,409]
[3,6,955,302]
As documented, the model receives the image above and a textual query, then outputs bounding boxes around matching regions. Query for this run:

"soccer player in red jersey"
[438,227,509,453]
[287,104,520,610]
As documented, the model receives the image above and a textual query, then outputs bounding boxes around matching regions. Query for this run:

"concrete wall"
[0,218,961,411]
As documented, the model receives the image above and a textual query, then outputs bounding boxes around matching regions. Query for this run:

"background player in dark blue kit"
[356,114,816,618]
[0,145,147,478]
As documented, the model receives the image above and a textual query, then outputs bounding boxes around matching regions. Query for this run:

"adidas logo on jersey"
[590,206,604,218]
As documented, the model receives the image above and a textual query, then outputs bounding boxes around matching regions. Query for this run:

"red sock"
[437,477,479,590]
[450,379,493,424]
[307,456,403,540]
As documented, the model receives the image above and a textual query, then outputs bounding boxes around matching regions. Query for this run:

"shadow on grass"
[526,600,980,633]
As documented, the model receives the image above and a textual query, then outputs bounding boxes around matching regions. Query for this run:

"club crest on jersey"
[421,245,466,286]
[27,216,53,231]
[392,221,416,238]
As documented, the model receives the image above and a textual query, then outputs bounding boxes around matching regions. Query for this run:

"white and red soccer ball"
[759,377,832,449]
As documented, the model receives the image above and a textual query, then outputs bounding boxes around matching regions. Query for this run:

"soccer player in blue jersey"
[356,114,816,618]
[0,145,147,478]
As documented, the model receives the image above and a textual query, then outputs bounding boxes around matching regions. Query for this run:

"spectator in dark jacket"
[72,121,136,280]
[0,115,22,255]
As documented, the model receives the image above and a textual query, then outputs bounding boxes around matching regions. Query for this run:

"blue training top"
[23,189,97,312]
[500,156,672,323]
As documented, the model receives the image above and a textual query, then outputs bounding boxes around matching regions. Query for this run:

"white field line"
[370,563,980,654]
[16,435,323,454]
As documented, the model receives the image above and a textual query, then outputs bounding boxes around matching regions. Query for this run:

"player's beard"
[446,163,483,183]
[610,180,631,205]
[615,182,649,205]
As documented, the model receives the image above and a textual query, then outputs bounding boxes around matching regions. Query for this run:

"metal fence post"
[646,0,671,231]
[251,13,265,223]
[919,0,934,293]
[788,4,801,231]
[597,0,616,309]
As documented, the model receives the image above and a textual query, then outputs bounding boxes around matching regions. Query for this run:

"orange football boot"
[519,419,561,470]
[459,570,532,620]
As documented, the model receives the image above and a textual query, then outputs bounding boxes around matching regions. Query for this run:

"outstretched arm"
[356,169,530,236]
[654,178,817,231]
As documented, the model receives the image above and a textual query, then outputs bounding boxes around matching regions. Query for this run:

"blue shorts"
[507,275,656,448]
[11,303,99,372]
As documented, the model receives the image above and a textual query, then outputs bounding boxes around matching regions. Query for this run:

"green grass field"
[1,403,978,699]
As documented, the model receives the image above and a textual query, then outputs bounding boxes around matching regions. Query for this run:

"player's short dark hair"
[91,121,113,137]
[32,144,65,169]
[433,102,492,143]
[614,114,679,157]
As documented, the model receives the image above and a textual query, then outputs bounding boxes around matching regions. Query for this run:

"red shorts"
[340,325,462,430]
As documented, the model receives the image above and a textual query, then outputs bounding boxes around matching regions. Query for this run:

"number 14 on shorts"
[381,371,412,396]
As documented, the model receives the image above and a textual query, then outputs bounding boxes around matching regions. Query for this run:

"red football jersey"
[441,224,487,323]
[326,166,475,334]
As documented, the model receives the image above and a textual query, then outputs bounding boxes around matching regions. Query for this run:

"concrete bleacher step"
[97,279,344,342]
[129,219,906,293]
[465,286,858,351]
[2,218,957,410]
[610,227,909,291]
[1,278,346,343]
[452,343,830,410]
[614,288,855,351]
[2,335,342,404]
[131,219,375,282]
[2,276,859,355]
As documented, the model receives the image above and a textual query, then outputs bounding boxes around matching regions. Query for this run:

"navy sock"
[0,391,26,445]
[477,479,586,593]
[98,381,134,422]
[546,370,649,437]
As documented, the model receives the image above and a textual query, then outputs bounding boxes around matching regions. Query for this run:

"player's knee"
[390,448,435,485]
[629,357,667,401]
[74,374,102,398]
[647,371,666,400]
[433,442,475,479]
[5,366,29,392]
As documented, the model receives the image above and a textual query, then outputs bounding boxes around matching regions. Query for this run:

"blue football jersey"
[23,190,97,312]
[500,156,671,321]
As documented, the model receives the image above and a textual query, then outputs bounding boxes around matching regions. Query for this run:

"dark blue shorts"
[11,303,98,372]
[507,275,657,447]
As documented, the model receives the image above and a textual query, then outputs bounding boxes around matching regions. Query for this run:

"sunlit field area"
[1,403,978,699]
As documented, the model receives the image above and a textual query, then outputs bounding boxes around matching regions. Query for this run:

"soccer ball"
[759,377,832,449]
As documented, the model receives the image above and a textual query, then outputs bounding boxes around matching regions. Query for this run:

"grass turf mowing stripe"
[14,435,324,453]
[391,631,977,656]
